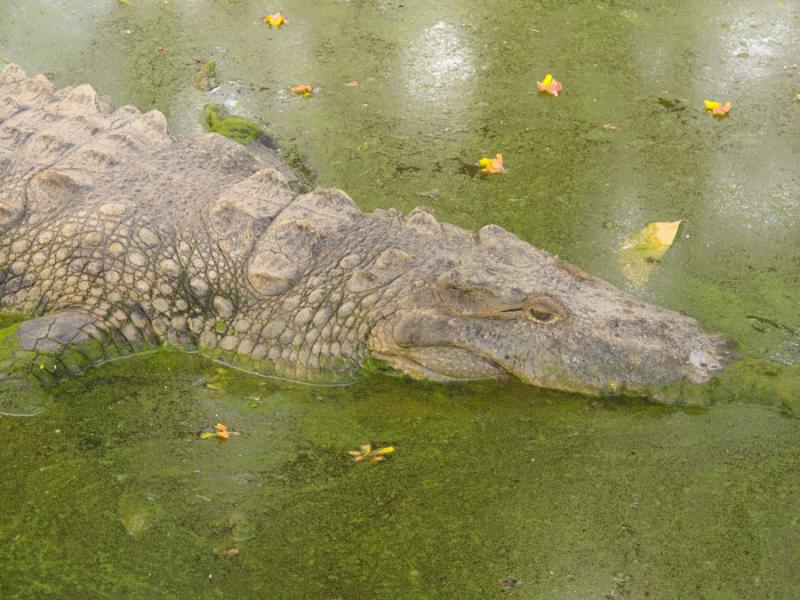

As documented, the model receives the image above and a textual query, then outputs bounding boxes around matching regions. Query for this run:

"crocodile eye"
[527,308,557,322]
[523,295,568,324]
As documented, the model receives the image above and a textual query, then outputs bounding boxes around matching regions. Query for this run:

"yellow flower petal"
[704,99,721,110]
[542,74,553,87]
[377,446,395,455]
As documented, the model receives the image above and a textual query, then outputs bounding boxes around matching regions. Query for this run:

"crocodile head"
[369,224,735,397]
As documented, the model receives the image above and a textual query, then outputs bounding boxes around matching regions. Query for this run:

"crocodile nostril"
[689,349,720,371]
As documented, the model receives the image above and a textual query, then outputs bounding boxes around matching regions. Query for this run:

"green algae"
[655,359,800,416]
[1,351,799,599]
[0,321,32,376]
[201,104,272,146]
[0,312,24,330]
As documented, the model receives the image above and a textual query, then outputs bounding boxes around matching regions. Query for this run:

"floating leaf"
[499,577,522,589]
[536,73,562,96]
[618,221,683,285]
[198,422,241,441]
[478,153,505,174]
[263,12,287,28]
[290,84,313,97]
[704,99,732,117]
[348,443,395,463]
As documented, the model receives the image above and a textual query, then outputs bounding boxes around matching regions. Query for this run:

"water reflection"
[403,21,475,113]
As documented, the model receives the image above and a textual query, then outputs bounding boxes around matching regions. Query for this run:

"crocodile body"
[0,64,733,397]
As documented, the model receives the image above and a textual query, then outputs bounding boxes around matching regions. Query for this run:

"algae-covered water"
[1,0,799,598]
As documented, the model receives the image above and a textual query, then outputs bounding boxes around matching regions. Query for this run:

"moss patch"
[201,104,274,146]
[0,312,25,330]
[192,60,218,92]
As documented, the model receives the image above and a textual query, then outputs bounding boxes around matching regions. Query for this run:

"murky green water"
[1,0,799,597]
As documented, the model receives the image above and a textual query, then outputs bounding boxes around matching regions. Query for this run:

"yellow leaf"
[199,432,215,439]
[618,221,683,286]
[263,13,287,28]
[376,446,395,455]
[541,74,553,87]
[704,99,721,110]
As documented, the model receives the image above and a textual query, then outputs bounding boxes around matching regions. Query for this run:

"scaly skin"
[0,64,734,397]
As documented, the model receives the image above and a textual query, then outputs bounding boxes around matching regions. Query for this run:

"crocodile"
[0,64,734,398]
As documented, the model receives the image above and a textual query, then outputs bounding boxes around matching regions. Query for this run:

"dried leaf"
[479,154,505,174]
[290,84,313,97]
[263,13,287,28]
[199,423,240,440]
[536,73,562,96]
[499,577,522,589]
[214,544,240,558]
[348,443,395,463]
[345,80,361,87]
[704,99,732,117]
[619,221,683,285]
